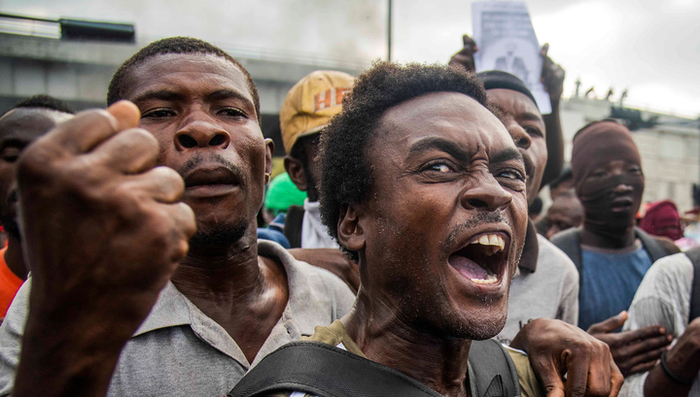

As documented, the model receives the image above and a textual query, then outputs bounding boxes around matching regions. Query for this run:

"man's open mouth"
[610,196,634,211]
[448,233,508,285]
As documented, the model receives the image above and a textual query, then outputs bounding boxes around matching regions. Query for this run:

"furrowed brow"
[0,137,31,149]
[408,137,469,162]
[132,90,184,104]
[519,111,544,124]
[491,147,524,164]
[205,89,252,104]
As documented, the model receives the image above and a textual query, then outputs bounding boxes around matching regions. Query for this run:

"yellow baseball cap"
[280,70,355,154]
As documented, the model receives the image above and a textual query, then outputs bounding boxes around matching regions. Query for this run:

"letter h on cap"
[314,88,350,113]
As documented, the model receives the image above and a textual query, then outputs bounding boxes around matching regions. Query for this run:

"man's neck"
[580,222,637,249]
[343,294,471,397]
[171,233,289,364]
[5,234,27,280]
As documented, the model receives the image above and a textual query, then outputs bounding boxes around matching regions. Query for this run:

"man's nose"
[461,177,513,212]
[174,114,230,150]
[508,122,531,150]
[612,183,633,194]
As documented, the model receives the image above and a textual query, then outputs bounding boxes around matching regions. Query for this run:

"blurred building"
[0,14,369,158]
[2,14,698,210]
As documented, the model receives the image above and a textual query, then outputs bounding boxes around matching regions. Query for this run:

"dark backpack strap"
[684,247,700,322]
[635,228,674,262]
[228,341,443,397]
[229,341,519,397]
[468,340,520,397]
[284,206,305,249]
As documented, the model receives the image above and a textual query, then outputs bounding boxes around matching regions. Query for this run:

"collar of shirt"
[133,239,343,368]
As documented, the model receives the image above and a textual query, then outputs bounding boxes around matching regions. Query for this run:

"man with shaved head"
[0,37,354,397]
[232,62,622,397]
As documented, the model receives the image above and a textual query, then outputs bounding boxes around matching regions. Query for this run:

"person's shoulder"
[548,227,580,245]
[258,240,347,286]
[645,251,693,286]
[1,277,31,332]
[652,235,681,255]
[536,235,578,274]
[258,240,354,319]
[635,227,681,258]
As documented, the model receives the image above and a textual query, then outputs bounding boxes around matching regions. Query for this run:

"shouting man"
[231,63,621,397]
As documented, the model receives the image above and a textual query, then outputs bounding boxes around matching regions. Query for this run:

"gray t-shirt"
[495,235,579,345]
[621,252,700,397]
[0,240,355,397]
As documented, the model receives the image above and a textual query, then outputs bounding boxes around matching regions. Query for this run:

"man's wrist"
[661,350,695,385]
[664,346,700,382]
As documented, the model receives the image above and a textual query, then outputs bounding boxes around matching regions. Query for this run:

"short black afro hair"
[7,94,74,116]
[318,62,492,261]
[107,36,261,124]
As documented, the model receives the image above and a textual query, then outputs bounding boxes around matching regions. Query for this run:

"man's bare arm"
[539,43,565,188]
[448,36,565,189]
[12,102,196,397]
[643,317,700,396]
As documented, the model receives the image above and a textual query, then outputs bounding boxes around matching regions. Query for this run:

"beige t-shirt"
[265,320,544,397]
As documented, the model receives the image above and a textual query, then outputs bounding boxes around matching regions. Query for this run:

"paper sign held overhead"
[472,1,552,114]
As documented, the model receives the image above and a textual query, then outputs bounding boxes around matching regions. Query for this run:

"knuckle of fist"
[17,143,60,182]
[126,129,159,153]
[570,383,587,396]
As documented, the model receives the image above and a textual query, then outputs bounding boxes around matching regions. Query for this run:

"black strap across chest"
[684,246,700,322]
[228,340,519,397]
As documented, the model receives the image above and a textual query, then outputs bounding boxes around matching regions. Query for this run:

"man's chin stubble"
[188,221,248,248]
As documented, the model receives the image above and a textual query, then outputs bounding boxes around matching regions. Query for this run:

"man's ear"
[337,204,365,252]
[284,155,308,192]
[264,139,274,184]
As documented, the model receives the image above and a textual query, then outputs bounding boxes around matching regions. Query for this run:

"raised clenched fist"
[17,101,196,338]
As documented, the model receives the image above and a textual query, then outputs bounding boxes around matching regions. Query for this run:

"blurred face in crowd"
[578,159,644,229]
[549,177,574,201]
[545,190,584,239]
[486,89,547,205]
[571,121,643,233]
[350,92,528,340]
[121,53,272,246]
[0,108,72,238]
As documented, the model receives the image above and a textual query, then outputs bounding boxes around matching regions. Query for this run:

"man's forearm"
[643,346,699,397]
[13,311,124,397]
[541,100,564,188]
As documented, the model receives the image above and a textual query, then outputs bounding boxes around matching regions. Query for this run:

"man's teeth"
[470,234,505,255]
[471,273,498,284]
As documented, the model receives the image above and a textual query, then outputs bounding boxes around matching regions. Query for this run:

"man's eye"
[591,170,607,178]
[1,148,21,163]
[628,166,642,174]
[525,126,543,138]
[142,109,175,118]
[424,162,454,173]
[219,108,247,118]
[497,169,526,181]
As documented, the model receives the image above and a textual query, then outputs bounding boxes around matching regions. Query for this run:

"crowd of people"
[0,33,695,397]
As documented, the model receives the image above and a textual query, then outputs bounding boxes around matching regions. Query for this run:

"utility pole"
[387,0,392,62]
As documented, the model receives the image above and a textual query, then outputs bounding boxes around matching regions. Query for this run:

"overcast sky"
[3,0,699,117]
